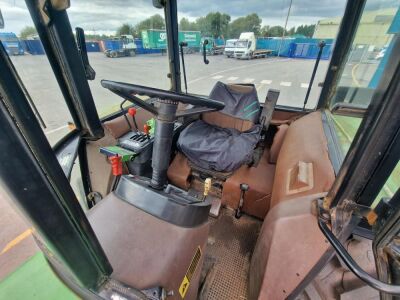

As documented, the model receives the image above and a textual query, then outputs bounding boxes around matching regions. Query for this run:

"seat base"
[168,148,275,220]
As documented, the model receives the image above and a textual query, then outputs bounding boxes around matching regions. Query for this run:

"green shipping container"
[178,31,201,48]
[141,29,167,49]
[141,29,201,49]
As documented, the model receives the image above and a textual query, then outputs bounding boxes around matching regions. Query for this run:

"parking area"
[8,53,330,141]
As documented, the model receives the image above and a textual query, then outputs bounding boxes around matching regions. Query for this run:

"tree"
[229,13,262,38]
[193,13,230,38]
[133,14,165,37]
[265,26,285,37]
[288,26,295,36]
[179,17,197,31]
[208,12,231,38]
[295,24,316,37]
[116,23,133,36]
[20,26,37,39]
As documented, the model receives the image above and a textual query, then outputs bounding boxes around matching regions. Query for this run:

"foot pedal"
[209,197,221,218]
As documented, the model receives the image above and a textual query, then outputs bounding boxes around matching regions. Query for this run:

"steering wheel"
[101,80,225,189]
[101,80,225,117]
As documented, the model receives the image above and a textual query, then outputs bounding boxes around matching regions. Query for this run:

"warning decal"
[178,246,202,298]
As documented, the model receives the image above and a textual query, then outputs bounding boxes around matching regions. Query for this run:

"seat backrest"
[202,81,260,132]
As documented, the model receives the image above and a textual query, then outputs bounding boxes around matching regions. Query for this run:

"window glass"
[67,3,170,117]
[177,1,346,108]
[330,1,399,158]
[1,1,73,145]
[330,1,399,110]
[372,162,400,208]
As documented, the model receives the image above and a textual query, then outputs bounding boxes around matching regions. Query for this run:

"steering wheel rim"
[101,80,225,111]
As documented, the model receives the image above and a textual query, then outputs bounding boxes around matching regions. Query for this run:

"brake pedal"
[209,197,222,218]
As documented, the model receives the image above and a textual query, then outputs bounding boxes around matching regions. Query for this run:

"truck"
[224,39,237,57]
[104,34,136,58]
[234,32,272,59]
[141,29,201,53]
[201,37,225,55]
[0,32,24,56]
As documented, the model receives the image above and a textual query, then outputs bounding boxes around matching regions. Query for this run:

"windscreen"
[177,0,347,108]
[235,41,248,48]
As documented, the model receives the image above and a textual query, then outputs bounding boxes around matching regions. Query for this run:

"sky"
[0,0,398,36]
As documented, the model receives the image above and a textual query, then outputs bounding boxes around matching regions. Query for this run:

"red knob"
[109,155,122,176]
[143,124,151,135]
[128,107,137,116]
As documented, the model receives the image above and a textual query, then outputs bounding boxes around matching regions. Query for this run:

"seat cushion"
[177,120,261,172]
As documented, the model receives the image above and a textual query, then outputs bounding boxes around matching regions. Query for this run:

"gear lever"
[235,183,249,219]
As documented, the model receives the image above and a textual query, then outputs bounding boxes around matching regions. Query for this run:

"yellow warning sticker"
[178,246,202,298]
[179,276,190,298]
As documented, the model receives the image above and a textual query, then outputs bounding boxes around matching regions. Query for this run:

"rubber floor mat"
[199,209,261,300]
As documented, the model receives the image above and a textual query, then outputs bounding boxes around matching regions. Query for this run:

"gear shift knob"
[240,183,249,192]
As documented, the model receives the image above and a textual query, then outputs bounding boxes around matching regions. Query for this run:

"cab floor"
[199,208,262,300]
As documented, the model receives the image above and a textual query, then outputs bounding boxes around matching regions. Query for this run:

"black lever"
[303,40,326,110]
[235,183,249,218]
[75,27,96,80]
[179,42,188,94]
[319,218,400,295]
[203,39,209,65]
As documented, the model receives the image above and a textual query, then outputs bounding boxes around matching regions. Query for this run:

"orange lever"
[109,155,122,176]
[128,107,137,116]
[143,124,151,135]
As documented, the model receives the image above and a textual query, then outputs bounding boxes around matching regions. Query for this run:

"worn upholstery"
[270,111,335,208]
[249,111,336,299]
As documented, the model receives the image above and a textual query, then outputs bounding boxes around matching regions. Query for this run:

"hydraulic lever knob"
[128,107,138,131]
[143,124,151,139]
[128,107,136,117]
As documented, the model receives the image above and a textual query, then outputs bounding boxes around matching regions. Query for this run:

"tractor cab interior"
[84,74,336,299]
[2,0,400,300]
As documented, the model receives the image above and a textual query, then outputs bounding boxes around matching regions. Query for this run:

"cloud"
[0,0,398,35]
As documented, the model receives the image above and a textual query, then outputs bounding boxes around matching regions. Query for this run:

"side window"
[330,2,400,209]
[1,3,73,146]
[331,2,399,155]
[330,3,399,110]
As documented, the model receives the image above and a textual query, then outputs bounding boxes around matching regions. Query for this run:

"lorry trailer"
[234,32,272,59]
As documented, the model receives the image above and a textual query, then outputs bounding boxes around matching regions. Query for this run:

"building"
[313,7,398,49]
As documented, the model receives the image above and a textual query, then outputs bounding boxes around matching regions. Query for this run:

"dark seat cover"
[177,81,261,172]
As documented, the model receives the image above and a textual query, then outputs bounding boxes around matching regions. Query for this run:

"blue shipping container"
[21,40,45,55]
[86,41,100,52]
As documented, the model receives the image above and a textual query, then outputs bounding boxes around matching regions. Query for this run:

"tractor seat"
[177,81,261,173]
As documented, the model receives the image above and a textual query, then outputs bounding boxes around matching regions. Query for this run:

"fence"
[256,37,334,59]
